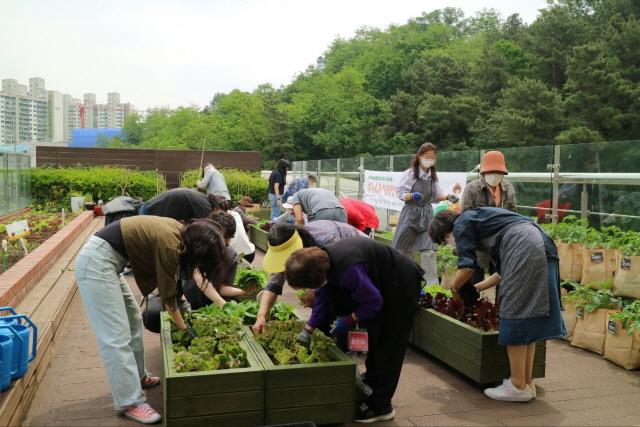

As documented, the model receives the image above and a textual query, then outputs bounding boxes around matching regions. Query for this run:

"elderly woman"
[285,238,423,423]
[75,217,226,423]
[429,207,565,402]
[252,221,366,335]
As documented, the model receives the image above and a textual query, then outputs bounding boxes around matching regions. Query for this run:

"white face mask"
[484,173,503,187]
[421,158,435,169]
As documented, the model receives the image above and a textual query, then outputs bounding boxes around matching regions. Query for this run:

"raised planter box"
[412,308,546,385]
[249,224,268,252]
[0,210,94,307]
[373,232,422,264]
[246,327,356,425]
[161,316,265,427]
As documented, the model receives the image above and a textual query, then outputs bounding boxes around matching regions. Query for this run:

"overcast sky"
[1,0,548,110]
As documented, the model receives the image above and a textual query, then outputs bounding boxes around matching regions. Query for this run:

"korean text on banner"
[362,171,404,211]
[362,170,467,212]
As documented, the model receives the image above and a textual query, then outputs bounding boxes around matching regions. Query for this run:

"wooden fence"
[36,146,261,188]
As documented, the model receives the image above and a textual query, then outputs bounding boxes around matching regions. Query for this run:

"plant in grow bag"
[436,245,457,275]
[610,300,640,335]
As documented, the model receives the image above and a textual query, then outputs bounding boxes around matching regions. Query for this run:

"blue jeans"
[269,193,280,220]
[75,236,146,410]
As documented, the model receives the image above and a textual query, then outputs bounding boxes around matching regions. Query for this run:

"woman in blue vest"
[429,208,565,402]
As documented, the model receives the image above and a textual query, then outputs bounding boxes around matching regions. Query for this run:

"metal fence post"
[551,145,561,224]
[581,184,589,220]
[317,161,322,188]
[387,155,394,230]
[358,157,364,200]
[335,158,341,198]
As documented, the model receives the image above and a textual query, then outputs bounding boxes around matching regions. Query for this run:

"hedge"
[31,167,166,208]
[180,168,268,204]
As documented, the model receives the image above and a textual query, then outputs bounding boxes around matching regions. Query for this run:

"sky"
[0,0,549,110]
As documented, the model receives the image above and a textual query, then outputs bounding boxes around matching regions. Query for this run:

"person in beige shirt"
[74,216,226,424]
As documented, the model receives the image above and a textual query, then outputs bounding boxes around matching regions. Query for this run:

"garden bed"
[160,315,265,427]
[246,326,356,425]
[0,211,93,307]
[411,308,546,385]
[1,210,79,273]
[249,224,269,252]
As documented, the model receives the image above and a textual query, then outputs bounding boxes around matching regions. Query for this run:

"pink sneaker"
[123,403,161,424]
[141,374,161,389]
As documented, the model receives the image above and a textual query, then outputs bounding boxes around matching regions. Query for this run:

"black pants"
[361,283,419,412]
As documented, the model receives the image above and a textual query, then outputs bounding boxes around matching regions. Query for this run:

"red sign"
[348,330,369,352]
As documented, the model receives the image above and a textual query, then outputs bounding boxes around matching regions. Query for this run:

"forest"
[111,0,640,165]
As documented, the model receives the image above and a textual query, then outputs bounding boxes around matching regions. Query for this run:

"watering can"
[0,307,37,380]
[0,327,19,390]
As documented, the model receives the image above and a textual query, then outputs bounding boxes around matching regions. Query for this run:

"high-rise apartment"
[0,78,48,144]
[1,77,133,143]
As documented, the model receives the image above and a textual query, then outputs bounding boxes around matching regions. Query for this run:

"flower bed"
[1,209,79,273]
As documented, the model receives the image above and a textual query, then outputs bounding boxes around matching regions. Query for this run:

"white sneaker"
[528,382,537,399]
[484,379,532,402]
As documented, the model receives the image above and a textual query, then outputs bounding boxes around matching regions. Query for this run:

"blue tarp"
[70,128,123,148]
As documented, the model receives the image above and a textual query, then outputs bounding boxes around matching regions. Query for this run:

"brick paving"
[23,250,640,427]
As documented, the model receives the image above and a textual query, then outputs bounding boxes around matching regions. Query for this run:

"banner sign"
[362,170,467,212]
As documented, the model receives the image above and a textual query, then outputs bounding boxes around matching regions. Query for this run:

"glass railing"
[0,152,31,216]
[291,140,640,230]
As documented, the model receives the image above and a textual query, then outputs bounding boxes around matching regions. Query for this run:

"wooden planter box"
[161,316,265,426]
[411,308,546,385]
[249,224,269,252]
[246,327,356,425]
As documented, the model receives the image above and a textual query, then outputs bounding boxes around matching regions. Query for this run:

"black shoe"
[354,402,395,423]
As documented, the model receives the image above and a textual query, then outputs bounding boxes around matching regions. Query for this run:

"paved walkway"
[23,251,640,426]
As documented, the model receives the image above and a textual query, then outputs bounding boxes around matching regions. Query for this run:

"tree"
[473,78,564,147]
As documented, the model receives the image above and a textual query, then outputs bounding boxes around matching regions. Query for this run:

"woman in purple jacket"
[285,237,423,424]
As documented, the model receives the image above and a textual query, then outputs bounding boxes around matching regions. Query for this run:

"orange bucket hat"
[480,151,508,174]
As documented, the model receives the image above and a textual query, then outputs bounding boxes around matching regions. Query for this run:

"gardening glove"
[446,194,460,204]
[296,329,312,347]
[330,315,355,338]
[411,192,423,202]
[276,196,283,207]
[185,325,197,340]
[178,298,192,315]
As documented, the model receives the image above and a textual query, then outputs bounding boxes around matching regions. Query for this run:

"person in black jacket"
[285,238,423,423]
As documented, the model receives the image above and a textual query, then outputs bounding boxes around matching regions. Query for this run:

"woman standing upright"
[268,159,291,220]
[392,143,455,285]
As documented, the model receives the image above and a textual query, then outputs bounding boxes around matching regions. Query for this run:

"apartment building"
[1,77,133,143]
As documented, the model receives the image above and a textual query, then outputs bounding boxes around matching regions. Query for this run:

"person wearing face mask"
[392,142,457,285]
[459,151,517,303]
[461,151,517,213]
[429,208,565,402]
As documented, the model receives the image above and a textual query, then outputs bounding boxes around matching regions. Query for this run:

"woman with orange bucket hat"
[461,150,517,212]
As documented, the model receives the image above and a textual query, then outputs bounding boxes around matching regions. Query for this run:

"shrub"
[180,168,268,204]
[31,167,166,208]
